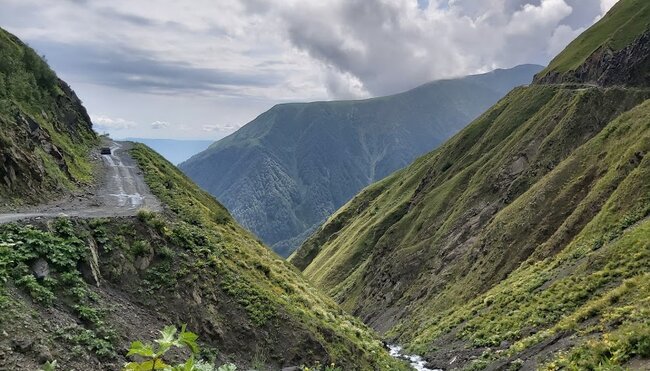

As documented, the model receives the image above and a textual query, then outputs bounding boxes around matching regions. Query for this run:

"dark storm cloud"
[30,41,282,95]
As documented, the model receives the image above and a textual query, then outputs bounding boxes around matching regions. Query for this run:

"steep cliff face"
[535,30,650,87]
[291,1,650,369]
[0,28,97,206]
[180,65,543,256]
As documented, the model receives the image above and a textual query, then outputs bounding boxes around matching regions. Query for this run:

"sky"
[0,0,618,140]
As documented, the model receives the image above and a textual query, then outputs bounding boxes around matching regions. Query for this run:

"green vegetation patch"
[293,77,650,368]
[396,100,650,369]
[0,218,118,360]
[129,144,407,369]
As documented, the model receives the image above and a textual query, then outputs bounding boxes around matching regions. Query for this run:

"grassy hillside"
[542,0,649,74]
[0,144,406,370]
[0,27,405,370]
[124,138,214,165]
[0,27,97,206]
[180,65,542,257]
[535,0,650,85]
[397,98,650,369]
[291,1,650,368]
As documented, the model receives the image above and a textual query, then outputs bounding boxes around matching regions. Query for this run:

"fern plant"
[123,325,236,371]
[39,360,57,371]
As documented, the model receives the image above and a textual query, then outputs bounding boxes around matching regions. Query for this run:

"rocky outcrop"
[535,30,650,87]
[30,258,49,280]
[0,27,97,205]
[0,109,77,202]
[54,78,94,137]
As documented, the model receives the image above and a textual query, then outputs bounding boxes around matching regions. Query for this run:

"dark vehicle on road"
[100,147,112,155]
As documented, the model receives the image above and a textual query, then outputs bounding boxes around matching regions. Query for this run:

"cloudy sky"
[0,0,617,140]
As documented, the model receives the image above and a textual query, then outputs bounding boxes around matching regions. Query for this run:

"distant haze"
[123,138,214,165]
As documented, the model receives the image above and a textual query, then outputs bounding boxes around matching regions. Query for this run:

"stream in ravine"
[388,345,442,371]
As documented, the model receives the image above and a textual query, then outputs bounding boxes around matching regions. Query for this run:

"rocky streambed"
[388,345,441,371]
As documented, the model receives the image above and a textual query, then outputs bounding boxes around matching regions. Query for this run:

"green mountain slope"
[180,65,543,257]
[535,0,650,86]
[124,138,214,165]
[291,2,650,369]
[0,28,405,370]
[0,28,97,206]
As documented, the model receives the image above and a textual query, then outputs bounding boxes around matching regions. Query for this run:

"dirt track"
[0,140,161,224]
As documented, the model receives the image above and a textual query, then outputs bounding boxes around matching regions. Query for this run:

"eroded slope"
[0,27,97,206]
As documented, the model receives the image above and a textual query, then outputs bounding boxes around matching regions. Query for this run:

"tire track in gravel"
[0,140,161,224]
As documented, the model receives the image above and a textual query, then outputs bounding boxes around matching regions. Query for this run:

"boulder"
[31,258,49,280]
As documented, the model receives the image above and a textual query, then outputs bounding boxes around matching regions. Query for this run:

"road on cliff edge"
[0,140,162,224]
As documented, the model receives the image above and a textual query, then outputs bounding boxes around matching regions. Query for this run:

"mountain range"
[291,0,650,368]
[1,0,649,369]
[180,64,543,256]
[0,26,404,370]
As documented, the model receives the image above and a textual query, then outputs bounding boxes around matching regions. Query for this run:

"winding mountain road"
[0,141,161,224]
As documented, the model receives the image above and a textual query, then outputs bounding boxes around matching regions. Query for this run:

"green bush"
[124,325,236,371]
[131,240,151,257]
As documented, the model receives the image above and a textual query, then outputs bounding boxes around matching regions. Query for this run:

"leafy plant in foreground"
[39,360,57,371]
[124,325,236,371]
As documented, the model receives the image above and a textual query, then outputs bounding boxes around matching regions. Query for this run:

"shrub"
[123,325,237,371]
[131,240,151,257]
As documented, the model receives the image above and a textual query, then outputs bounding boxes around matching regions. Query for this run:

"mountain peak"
[180,65,542,256]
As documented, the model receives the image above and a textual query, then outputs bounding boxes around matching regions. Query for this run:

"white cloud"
[1,0,606,99]
[202,123,240,132]
[506,0,573,36]
[150,120,170,129]
[547,24,585,56]
[248,0,602,95]
[91,114,136,130]
[0,0,607,138]
[323,68,369,99]
[600,0,619,14]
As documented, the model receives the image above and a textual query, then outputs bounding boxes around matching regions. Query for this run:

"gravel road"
[0,140,161,224]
